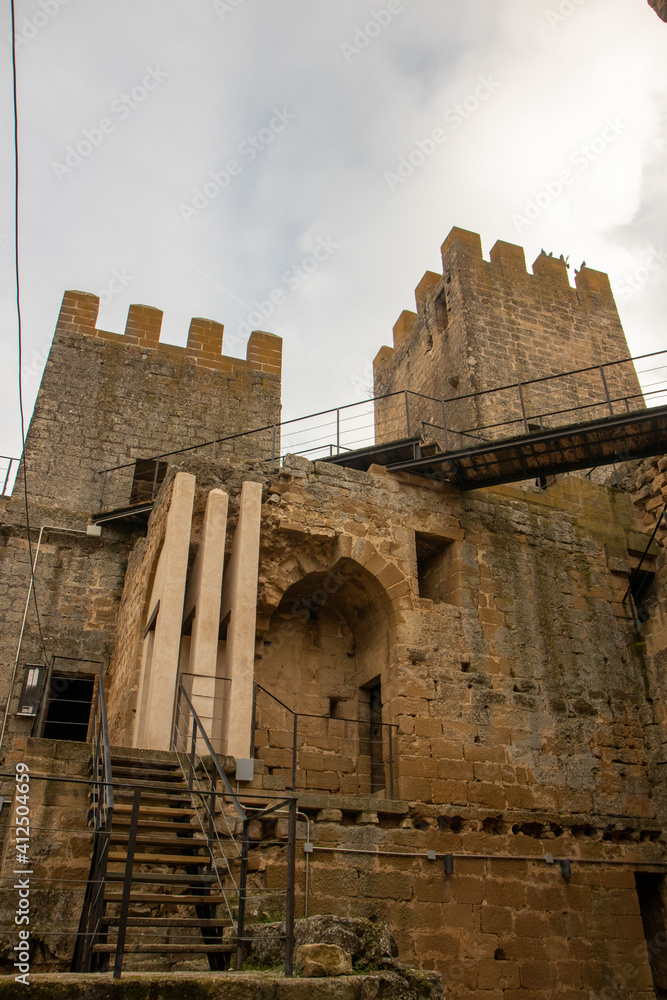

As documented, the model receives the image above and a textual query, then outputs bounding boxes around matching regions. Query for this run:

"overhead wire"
[10,0,50,670]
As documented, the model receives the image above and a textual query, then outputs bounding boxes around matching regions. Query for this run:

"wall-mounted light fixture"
[16,664,46,718]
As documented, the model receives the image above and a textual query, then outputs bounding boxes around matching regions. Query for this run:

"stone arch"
[254,555,408,795]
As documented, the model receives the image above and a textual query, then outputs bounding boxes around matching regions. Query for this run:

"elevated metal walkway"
[92,350,667,515]
[325,405,667,489]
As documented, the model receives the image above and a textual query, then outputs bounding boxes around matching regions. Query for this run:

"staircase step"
[112,769,186,783]
[110,818,198,833]
[113,804,196,818]
[109,756,181,772]
[105,872,217,886]
[104,892,229,905]
[108,851,209,866]
[112,787,189,800]
[102,916,230,928]
[92,943,235,955]
[110,834,207,850]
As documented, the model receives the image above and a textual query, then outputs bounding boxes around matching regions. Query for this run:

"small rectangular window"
[42,675,95,742]
[629,568,656,623]
[130,459,168,505]
[415,531,454,602]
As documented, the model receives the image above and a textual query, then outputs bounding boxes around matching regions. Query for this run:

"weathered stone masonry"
[373,228,642,448]
[1,227,667,998]
[21,290,282,511]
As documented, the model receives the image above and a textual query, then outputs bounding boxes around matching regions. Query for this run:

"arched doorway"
[255,558,396,795]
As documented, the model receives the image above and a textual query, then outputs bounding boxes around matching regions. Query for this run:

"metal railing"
[1,456,19,497]
[172,680,297,976]
[417,362,667,455]
[68,677,297,978]
[621,499,667,639]
[251,683,398,799]
[71,666,114,973]
[95,350,667,513]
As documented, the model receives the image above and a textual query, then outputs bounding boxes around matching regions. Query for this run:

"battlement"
[371,226,636,447]
[57,291,282,377]
[375,226,618,368]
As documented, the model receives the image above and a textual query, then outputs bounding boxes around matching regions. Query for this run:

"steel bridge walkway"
[323,405,667,489]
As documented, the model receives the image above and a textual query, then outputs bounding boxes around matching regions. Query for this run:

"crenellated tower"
[373,226,642,446]
[21,292,282,512]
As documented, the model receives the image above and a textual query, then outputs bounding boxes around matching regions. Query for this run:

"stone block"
[295,943,353,977]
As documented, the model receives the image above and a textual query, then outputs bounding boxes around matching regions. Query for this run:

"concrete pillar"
[220,480,262,759]
[134,473,195,750]
[182,488,228,741]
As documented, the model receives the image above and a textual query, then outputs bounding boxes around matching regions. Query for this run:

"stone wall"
[649,0,667,21]
[248,455,660,824]
[373,228,642,448]
[0,497,138,757]
[104,474,176,743]
[273,794,661,999]
[20,291,282,514]
[0,738,91,974]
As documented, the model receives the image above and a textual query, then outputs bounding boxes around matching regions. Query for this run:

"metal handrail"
[96,349,666,476]
[420,385,665,450]
[95,349,666,512]
[252,682,398,799]
[173,680,246,821]
[171,679,297,976]
[621,499,667,635]
[71,665,114,974]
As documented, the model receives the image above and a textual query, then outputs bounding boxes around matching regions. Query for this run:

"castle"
[0,225,666,998]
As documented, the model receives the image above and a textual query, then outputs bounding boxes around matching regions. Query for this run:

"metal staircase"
[72,671,296,979]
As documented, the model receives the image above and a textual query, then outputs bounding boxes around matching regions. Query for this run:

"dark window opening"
[360,679,385,795]
[416,532,454,602]
[42,675,95,742]
[635,873,667,997]
[329,698,339,718]
[435,289,448,332]
[629,569,656,623]
[130,459,168,505]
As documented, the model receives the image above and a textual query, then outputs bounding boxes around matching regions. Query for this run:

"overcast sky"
[0,0,665,464]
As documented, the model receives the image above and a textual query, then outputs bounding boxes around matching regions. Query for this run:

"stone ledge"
[297,793,410,816]
[0,970,444,999]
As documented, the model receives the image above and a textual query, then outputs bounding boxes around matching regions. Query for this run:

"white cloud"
[0,0,665,459]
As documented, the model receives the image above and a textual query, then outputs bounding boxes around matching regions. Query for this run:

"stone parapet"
[56,291,282,377]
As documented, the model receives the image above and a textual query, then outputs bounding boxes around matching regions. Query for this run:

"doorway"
[42,675,95,741]
[635,872,667,998]
[360,678,385,795]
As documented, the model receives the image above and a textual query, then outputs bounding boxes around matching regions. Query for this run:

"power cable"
[10,0,49,670]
